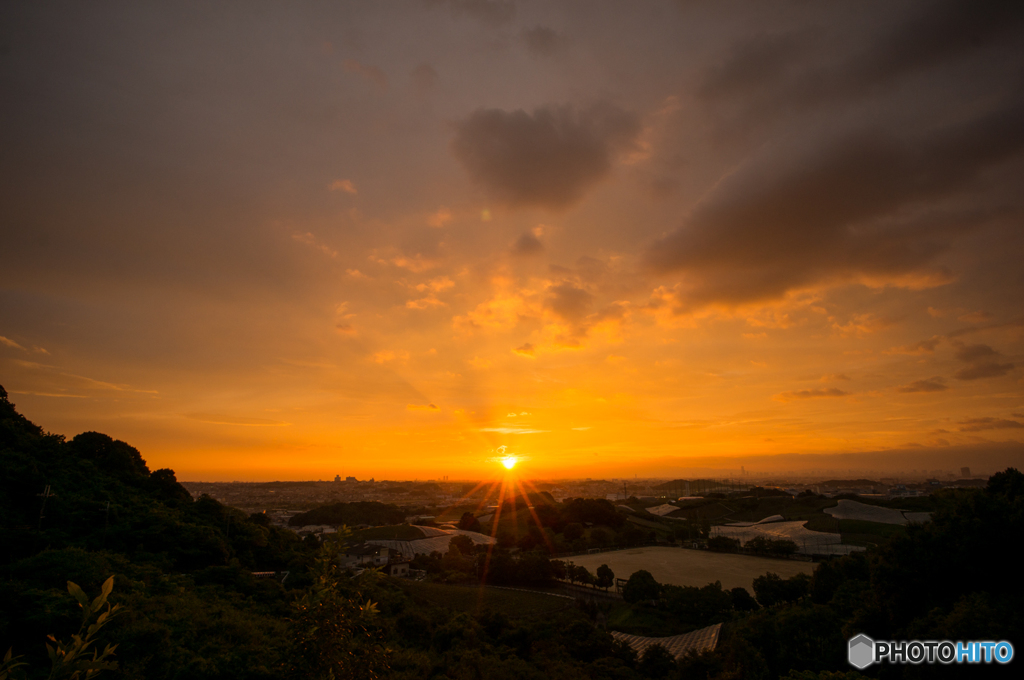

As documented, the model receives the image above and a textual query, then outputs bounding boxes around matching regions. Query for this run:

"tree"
[448,534,475,556]
[563,523,584,541]
[730,586,760,611]
[707,536,740,552]
[753,572,810,608]
[456,512,481,532]
[573,565,594,587]
[622,570,661,604]
[596,564,614,591]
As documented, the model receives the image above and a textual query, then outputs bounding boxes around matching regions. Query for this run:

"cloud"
[644,101,1024,307]
[957,417,1024,433]
[831,313,893,337]
[406,296,445,309]
[546,282,593,322]
[896,378,948,393]
[774,388,850,402]
[410,63,438,100]
[886,336,941,355]
[185,413,289,426]
[414,277,454,293]
[953,343,1014,380]
[451,103,640,210]
[427,207,452,228]
[329,179,357,194]
[407,403,440,411]
[512,343,535,357]
[701,2,1024,114]
[342,59,387,89]
[521,26,568,57]
[511,230,544,256]
[479,426,547,434]
[0,336,26,351]
[433,0,515,27]
[372,350,409,364]
[468,356,491,369]
[292,232,337,258]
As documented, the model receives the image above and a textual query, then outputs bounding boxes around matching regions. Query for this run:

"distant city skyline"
[2,1,1022,480]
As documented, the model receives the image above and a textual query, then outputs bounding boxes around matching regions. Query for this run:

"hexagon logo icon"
[848,634,874,669]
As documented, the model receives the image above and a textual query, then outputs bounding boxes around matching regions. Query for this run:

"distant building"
[961,467,971,478]
[334,475,341,482]
[341,543,411,578]
[346,476,358,482]
[342,544,391,568]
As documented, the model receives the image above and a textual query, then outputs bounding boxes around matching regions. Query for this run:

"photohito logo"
[848,634,1014,668]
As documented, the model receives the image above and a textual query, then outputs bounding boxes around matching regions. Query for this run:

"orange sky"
[1,1,1023,480]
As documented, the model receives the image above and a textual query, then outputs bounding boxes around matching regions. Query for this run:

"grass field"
[352,524,425,541]
[565,546,814,592]
[401,582,570,616]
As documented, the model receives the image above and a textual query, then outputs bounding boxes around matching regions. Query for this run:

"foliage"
[752,573,810,608]
[596,564,615,590]
[622,570,662,604]
[1,577,120,680]
[707,536,740,552]
[285,542,389,680]
[456,512,481,532]
[288,502,404,528]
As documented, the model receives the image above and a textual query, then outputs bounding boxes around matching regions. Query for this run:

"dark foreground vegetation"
[1,384,1021,679]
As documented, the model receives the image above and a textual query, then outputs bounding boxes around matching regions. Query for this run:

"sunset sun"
[501,456,518,470]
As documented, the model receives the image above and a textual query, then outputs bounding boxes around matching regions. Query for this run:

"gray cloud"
[953,343,1014,381]
[451,103,640,210]
[511,231,543,256]
[645,100,1024,306]
[521,26,569,58]
[428,0,515,27]
[897,378,948,393]
[701,1,1024,113]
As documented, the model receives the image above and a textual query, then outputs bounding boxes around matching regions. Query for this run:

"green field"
[352,524,426,541]
[401,582,571,616]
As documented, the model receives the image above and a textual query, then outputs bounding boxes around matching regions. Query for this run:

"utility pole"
[37,485,56,530]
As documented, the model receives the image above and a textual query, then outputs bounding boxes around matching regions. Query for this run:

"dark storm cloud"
[451,103,640,210]
[511,231,543,256]
[644,99,1024,305]
[953,343,1015,381]
[701,1,1024,110]
[896,378,948,393]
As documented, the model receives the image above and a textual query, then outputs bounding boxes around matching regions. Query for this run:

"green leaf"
[67,582,89,609]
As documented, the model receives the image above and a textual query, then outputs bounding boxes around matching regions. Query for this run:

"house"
[386,560,411,578]
[342,543,390,568]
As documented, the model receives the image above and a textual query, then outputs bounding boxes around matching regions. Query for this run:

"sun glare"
[501,456,517,470]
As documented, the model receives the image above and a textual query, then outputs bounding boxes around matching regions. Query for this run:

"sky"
[2,0,1023,481]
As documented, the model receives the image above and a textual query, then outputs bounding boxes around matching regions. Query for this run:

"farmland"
[564,546,814,593]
